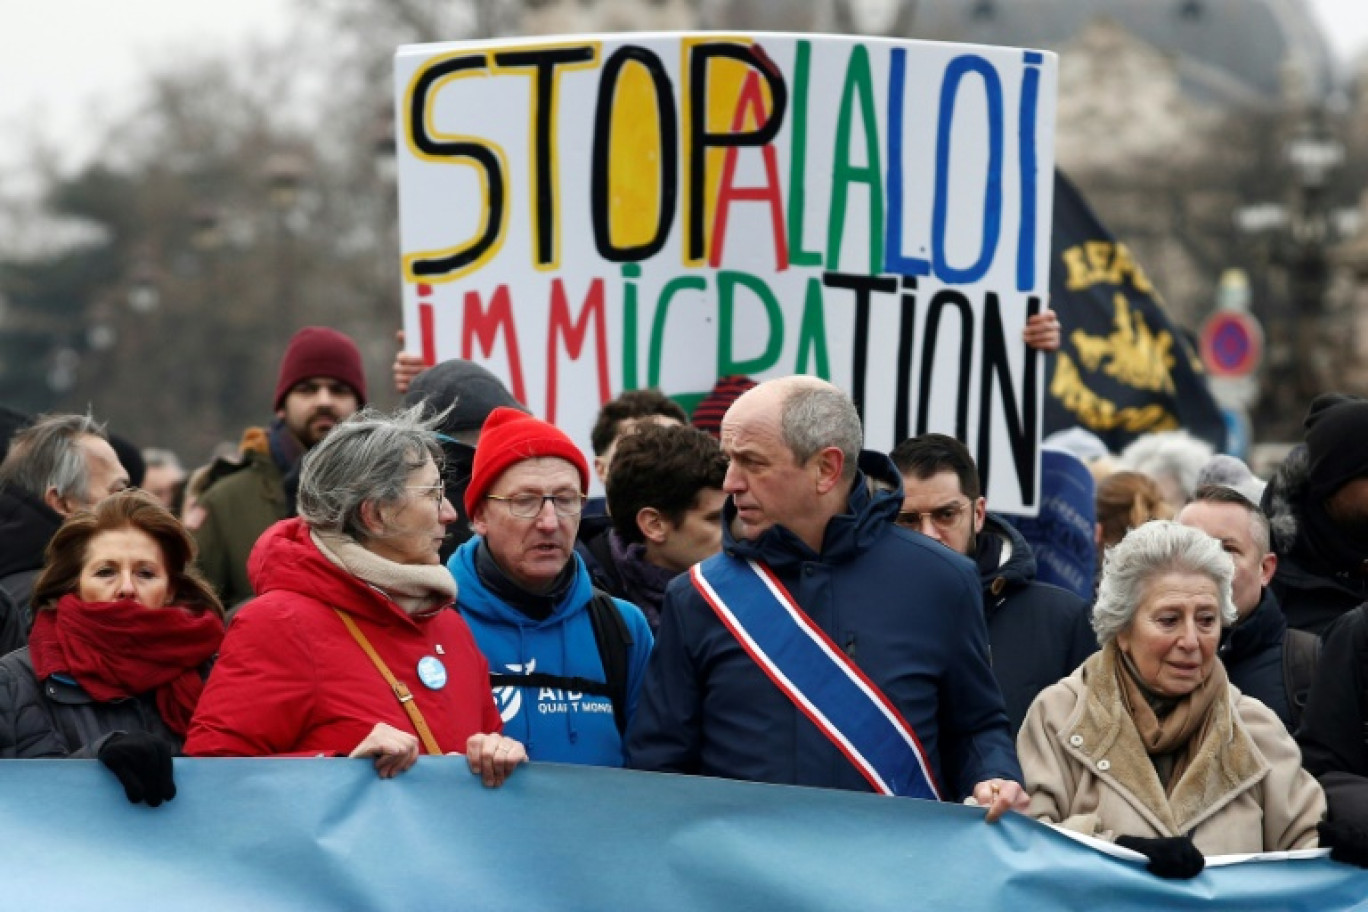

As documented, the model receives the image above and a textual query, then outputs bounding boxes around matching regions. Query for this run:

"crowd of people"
[5,315,1368,880]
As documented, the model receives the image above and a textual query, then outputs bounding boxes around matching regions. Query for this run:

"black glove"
[1115,834,1205,879]
[97,732,177,807]
[1319,819,1368,868]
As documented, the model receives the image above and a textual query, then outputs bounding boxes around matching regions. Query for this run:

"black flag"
[1045,170,1227,452]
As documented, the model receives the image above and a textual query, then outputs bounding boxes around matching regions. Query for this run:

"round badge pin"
[417,655,447,690]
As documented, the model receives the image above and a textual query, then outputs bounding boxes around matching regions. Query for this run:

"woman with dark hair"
[186,406,525,786]
[0,489,225,806]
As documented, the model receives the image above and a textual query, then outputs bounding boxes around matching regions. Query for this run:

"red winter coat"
[185,518,501,757]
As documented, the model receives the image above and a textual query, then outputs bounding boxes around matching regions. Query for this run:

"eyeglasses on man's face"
[486,491,587,518]
[895,500,971,531]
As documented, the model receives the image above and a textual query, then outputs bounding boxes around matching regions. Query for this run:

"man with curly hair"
[602,424,727,631]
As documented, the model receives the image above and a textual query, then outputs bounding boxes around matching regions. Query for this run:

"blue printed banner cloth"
[0,758,1364,911]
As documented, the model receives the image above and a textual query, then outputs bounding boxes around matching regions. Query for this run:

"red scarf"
[29,594,225,736]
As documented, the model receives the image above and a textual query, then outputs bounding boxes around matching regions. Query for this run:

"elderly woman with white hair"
[1017,521,1323,878]
[186,405,525,786]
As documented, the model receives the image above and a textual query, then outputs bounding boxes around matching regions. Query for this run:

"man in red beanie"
[193,327,367,608]
[446,406,654,768]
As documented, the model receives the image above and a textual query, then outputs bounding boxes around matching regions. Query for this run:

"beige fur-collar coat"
[1016,647,1323,855]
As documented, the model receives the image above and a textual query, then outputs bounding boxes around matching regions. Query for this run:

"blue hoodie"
[449,539,654,766]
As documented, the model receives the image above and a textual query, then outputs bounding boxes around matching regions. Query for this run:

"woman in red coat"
[185,405,524,785]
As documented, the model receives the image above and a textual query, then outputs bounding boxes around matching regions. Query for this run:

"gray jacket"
[0,648,180,758]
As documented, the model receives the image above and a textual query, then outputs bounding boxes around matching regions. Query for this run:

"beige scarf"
[1112,640,1226,794]
[311,531,457,618]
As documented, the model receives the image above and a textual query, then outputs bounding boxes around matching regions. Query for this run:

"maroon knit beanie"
[274,327,368,410]
[691,375,757,438]
[465,407,589,517]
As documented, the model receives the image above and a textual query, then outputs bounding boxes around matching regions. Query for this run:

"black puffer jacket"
[1263,445,1368,636]
[0,485,62,656]
[1298,606,1368,823]
[976,513,1097,733]
[0,648,180,759]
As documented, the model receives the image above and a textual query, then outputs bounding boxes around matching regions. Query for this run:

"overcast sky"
[2,0,1367,173]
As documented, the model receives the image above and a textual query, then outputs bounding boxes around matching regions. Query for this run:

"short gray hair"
[1091,520,1237,646]
[0,413,106,505]
[297,404,443,541]
[141,448,183,472]
[1186,483,1272,554]
[1118,430,1214,504]
[780,383,863,481]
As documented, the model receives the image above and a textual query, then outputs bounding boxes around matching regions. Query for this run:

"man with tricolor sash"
[627,377,1027,819]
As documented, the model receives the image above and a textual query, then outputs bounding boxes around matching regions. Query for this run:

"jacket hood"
[1263,442,1368,599]
[200,431,274,497]
[0,485,62,579]
[722,450,902,572]
[449,535,595,630]
[1262,445,1308,558]
[976,512,1037,597]
[246,517,430,629]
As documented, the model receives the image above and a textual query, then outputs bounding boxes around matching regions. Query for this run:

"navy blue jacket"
[1220,588,1295,730]
[625,452,1021,800]
[976,514,1096,733]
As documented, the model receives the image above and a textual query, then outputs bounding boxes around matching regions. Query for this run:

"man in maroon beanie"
[446,407,654,767]
[193,327,367,609]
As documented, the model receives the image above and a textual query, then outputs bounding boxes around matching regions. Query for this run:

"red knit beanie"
[465,407,590,517]
[274,327,368,410]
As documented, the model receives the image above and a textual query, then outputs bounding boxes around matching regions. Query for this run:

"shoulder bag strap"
[333,609,442,756]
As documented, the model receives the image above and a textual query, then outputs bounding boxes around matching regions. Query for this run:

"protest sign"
[395,33,1057,510]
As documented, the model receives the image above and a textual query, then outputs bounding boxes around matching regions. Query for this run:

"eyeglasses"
[406,484,447,507]
[895,500,970,531]
[486,491,586,518]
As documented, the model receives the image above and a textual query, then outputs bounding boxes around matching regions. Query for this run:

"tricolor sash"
[691,557,942,801]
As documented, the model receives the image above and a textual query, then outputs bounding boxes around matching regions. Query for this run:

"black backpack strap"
[587,589,633,737]
[1283,626,1322,731]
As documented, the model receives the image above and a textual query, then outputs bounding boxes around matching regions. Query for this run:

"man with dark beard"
[1263,394,1368,636]
[192,327,366,609]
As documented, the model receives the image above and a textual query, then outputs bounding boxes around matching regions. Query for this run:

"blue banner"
[1,758,1365,910]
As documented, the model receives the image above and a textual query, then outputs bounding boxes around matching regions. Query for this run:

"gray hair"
[0,413,106,505]
[297,404,444,541]
[141,448,184,472]
[1118,430,1214,504]
[780,383,863,481]
[1091,520,1237,646]
[1185,483,1272,554]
